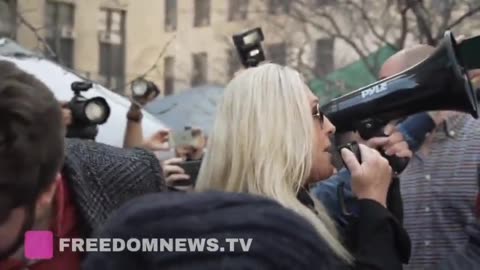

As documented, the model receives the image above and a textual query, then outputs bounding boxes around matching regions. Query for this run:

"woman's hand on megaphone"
[341,144,392,208]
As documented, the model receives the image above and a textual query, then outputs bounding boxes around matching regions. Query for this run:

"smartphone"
[177,160,202,186]
[169,128,202,148]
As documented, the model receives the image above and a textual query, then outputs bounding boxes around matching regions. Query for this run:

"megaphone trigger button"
[338,142,362,170]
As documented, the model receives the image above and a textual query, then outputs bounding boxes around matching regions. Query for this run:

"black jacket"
[301,177,410,269]
[62,138,167,237]
[343,199,410,270]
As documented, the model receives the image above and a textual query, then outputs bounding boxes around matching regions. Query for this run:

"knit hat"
[82,191,341,270]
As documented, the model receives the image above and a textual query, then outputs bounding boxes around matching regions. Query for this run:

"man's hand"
[162,157,193,191]
[60,101,72,126]
[341,144,392,207]
[470,69,480,88]
[365,124,412,159]
[142,129,170,151]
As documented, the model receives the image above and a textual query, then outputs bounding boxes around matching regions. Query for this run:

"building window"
[314,39,334,77]
[227,49,241,79]
[194,0,210,27]
[228,0,248,21]
[267,43,287,65]
[0,0,17,39]
[191,52,208,87]
[98,8,126,92]
[45,1,75,68]
[165,0,177,32]
[164,56,175,96]
[268,0,290,15]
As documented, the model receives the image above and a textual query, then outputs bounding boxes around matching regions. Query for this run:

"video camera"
[66,81,111,140]
[233,27,266,68]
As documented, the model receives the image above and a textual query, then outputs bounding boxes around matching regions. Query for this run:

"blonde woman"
[196,64,410,269]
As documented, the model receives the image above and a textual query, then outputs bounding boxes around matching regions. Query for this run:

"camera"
[66,81,111,140]
[232,27,266,68]
[131,78,160,102]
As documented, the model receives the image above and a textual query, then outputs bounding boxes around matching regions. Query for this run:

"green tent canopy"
[309,45,398,104]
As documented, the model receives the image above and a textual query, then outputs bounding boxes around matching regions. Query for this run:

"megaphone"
[322,31,479,173]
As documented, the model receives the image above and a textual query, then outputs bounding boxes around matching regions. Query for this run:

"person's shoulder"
[63,139,167,207]
[65,138,156,162]
[64,138,165,188]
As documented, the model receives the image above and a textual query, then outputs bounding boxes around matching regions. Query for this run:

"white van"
[0,54,167,147]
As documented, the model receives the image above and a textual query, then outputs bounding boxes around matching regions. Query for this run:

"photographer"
[61,82,111,141]
[119,79,201,190]
[122,79,161,148]
[0,60,166,270]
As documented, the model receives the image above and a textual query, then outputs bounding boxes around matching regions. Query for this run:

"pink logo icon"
[24,231,54,260]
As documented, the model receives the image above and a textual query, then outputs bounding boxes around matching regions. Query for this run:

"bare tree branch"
[230,0,479,94]
[114,35,175,93]
[446,5,480,31]
[408,0,436,45]
[435,1,455,41]
[395,0,410,48]
[289,0,383,76]
[15,10,59,62]
[306,15,378,75]
[345,0,397,49]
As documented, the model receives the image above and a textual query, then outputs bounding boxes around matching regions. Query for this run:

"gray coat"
[62,138,166,237]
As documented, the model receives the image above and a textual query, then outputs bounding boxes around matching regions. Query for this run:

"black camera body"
[232,27,266,68]
[66,81,111,140]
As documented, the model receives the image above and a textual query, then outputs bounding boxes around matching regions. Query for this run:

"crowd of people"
[0,35,479,270]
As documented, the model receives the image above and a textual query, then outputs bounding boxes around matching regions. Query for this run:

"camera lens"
[84,98,110,124]
[85,102,104,121]
[132,79,149,96]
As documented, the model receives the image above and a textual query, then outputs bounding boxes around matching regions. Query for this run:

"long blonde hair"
[196,64,352,263]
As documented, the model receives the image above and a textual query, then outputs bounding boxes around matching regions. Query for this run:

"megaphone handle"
[336,142,362,217]
[382,154,410,174]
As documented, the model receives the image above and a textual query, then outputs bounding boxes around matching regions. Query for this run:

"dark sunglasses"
[312,103,325,128]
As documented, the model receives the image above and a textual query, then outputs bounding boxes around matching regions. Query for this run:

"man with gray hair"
[381,45,480,269]
[314,44,480,269]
